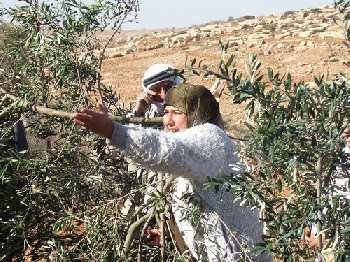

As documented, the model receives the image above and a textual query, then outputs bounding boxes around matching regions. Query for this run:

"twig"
[97,0,140,106]
[213,210,254,262]
[130,197,154,222]
[1,94,9,101]
[316,157,323,261]
[138,207,156,262]
[163,175,175,192]
[123,212,152,254]
[160,212,166,261]
[0,101,18,118]
[157,172,166,261]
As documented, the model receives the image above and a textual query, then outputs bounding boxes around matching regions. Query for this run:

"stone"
[299,31,312,37]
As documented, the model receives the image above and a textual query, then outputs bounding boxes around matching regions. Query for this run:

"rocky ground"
[98,3,349,139]
[8,4,350,261]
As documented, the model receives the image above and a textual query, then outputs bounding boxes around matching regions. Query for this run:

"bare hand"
[73,102,113,139]
[146,227,161,246]
[134,89,158,116]
[305,227,325,250]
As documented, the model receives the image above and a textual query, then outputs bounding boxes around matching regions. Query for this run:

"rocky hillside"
[98,4,349,138]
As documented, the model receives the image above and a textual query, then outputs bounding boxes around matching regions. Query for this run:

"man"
[133,63,181,117]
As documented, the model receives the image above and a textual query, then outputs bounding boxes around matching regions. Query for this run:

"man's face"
[163,105,187,132]
[149,81,174,102]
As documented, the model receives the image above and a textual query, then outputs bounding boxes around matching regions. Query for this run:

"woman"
[73,83,270,261]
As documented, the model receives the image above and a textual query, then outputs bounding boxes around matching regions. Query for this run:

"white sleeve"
[107,122,240,183]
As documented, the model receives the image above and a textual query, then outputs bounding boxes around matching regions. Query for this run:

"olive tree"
[203,40,350,262]
[0,1,163,261]
[2,0,350,261]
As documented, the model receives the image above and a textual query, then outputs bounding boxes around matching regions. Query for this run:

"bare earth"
[98,4,349,139]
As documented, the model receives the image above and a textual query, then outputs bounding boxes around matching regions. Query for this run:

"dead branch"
[0,87,163,126]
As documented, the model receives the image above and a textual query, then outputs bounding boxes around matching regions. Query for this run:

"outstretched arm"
[73,102,113,139]
[107,122,238,182]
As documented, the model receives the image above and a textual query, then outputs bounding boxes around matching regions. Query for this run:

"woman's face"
[163,105,187,132]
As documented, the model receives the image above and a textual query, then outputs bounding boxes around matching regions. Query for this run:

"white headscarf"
[142,64,181,91]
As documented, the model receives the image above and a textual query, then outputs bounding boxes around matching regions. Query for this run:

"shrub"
[0,1,176,261]
[282,10,295,18]
[310,8,322,14]
[264,23,277,32]
[203,41,350,261]
[241,24,254,30]
[0,2,195,261]
[242,15,256,20]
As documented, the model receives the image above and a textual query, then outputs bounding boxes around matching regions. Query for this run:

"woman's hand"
[145,227,161,246]
[73,102,113,139]
[305,226,325,250]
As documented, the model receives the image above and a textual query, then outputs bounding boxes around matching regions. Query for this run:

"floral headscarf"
[164,83,221,128]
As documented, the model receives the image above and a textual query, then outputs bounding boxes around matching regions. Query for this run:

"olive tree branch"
[0,87,162,126]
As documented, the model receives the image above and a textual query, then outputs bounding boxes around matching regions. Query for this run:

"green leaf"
[225,54,234,69]
[191,58,196,67]
[192,69,200,76]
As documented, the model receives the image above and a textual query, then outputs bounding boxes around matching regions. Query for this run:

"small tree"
[2,1,350,261]
[203,39,350,260]
[0,0,156,260]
